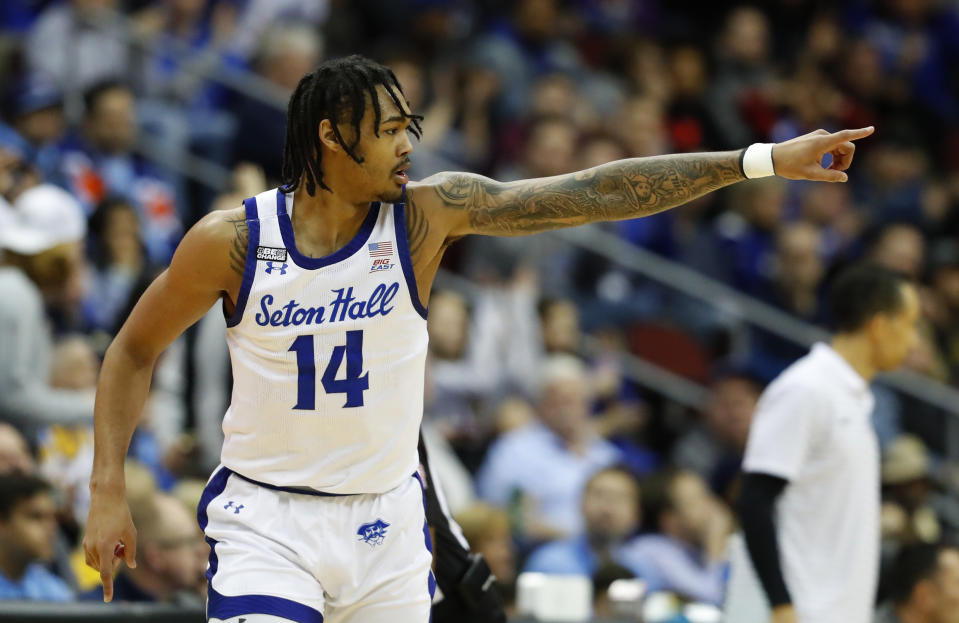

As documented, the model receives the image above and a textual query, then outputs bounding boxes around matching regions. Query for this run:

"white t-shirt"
[738,343,879,623]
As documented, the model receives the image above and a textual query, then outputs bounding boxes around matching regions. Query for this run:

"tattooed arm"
[410,127,874,240]
[85,207,247,600]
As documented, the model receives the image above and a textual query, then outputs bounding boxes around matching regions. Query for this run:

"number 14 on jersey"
[288,331,369,409]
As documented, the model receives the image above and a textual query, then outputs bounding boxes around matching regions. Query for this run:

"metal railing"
[553,226,959,458]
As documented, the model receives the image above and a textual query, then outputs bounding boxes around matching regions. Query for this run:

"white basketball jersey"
[220,188,429,495]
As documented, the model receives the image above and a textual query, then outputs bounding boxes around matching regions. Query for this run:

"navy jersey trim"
[276,189,380,270]
[208,588,324,623]
[231,468,354,497]
[197,467,231,583]
[413,472,438,607]
[225,197,261,328]
[393,186,428,320]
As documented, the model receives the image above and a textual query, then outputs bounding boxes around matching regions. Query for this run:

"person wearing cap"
[727,264,921,623]
[0,183,94,434]
[881,435,959,548]
[4,76,66,185]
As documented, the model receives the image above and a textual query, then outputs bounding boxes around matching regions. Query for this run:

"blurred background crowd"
[1,0,958,620]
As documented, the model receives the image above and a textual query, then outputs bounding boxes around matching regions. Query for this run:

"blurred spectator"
[627,469,730,605]
[427,279,543,448]
[0,125,40,203]
[750,222,828,373]
[666,44,722,153]
[471,0,583,119]
[84,198,153,334]
[0,184,94,434]
[426,290,498,441]
[132,0,241,183]
[765,222,826,321]
[230,23,323,183]
[0,473,73,601]
[0,423,36,476]
[614,95,669,159]
[707,6,775,147]
[859,140,929,225]
[82,491,206,604]
[2,76,67,183]
[714,176,787,293]
[881,435,959,547]
[25,0,129,94]
[672,369,763,500]
[49,336,99,391]
[454,503,516,614]
[229,0,330,60]
[524,466,646,577]
[927,240,959,381]
[797,182,865,263]
[539,298,581,355]
[875,543,959,623]
[387,54,498,177]
[477,355,622,539]
[869,223,925,280]
[59,80,181,264]
[37,336,100,526]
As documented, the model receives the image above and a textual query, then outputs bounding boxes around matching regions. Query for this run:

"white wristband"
[741,143,775,179]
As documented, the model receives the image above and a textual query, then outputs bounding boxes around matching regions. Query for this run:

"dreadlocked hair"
[281,54,424,196]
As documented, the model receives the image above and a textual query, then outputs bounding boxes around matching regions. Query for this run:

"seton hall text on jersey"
[254,282,400,327]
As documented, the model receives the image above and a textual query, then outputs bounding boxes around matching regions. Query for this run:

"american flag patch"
[368,241,393,257]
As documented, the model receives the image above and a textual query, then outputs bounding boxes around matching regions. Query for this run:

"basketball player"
[84,55,874,622]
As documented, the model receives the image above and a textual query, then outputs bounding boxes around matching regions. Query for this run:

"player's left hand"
[772,126,874,183]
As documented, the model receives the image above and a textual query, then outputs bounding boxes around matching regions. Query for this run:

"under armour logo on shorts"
[224,501,244,514]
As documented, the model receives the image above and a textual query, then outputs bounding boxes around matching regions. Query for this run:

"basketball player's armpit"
[226,215,250,276]
[433,152,744,236]
[404,191,431,259]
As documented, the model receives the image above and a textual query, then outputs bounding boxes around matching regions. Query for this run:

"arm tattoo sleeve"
[226,216,249,276]
[434,151,745,236]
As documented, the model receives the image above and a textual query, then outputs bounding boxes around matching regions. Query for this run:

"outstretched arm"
[410,127,873,240]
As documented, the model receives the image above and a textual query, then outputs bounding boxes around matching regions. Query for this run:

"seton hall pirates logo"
[356,519,391,548]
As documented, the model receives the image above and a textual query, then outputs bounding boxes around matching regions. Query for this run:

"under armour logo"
[265,262,288,275]
[223,501,244,514]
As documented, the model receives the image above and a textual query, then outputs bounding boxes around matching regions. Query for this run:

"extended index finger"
[822,126,875,146]
[97,542,118,602]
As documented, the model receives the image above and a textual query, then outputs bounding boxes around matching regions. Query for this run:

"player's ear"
[865,312,887,344]
[318,119,341,152]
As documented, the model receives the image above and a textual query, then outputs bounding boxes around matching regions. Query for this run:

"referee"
[733,265,920,623]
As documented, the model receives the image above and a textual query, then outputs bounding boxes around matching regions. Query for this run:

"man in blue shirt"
[477,355,622,539]
[625,468,731,605]
[524,466,645,576]
[0,473,73,601]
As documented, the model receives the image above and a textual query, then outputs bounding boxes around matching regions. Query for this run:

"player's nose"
[398,133,413,157]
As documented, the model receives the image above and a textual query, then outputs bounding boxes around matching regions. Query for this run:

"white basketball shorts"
[198,466,436,623]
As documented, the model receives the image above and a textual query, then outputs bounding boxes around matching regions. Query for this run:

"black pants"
[418,432,506,623]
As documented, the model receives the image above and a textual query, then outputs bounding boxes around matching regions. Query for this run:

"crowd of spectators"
[1,0,958,619]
